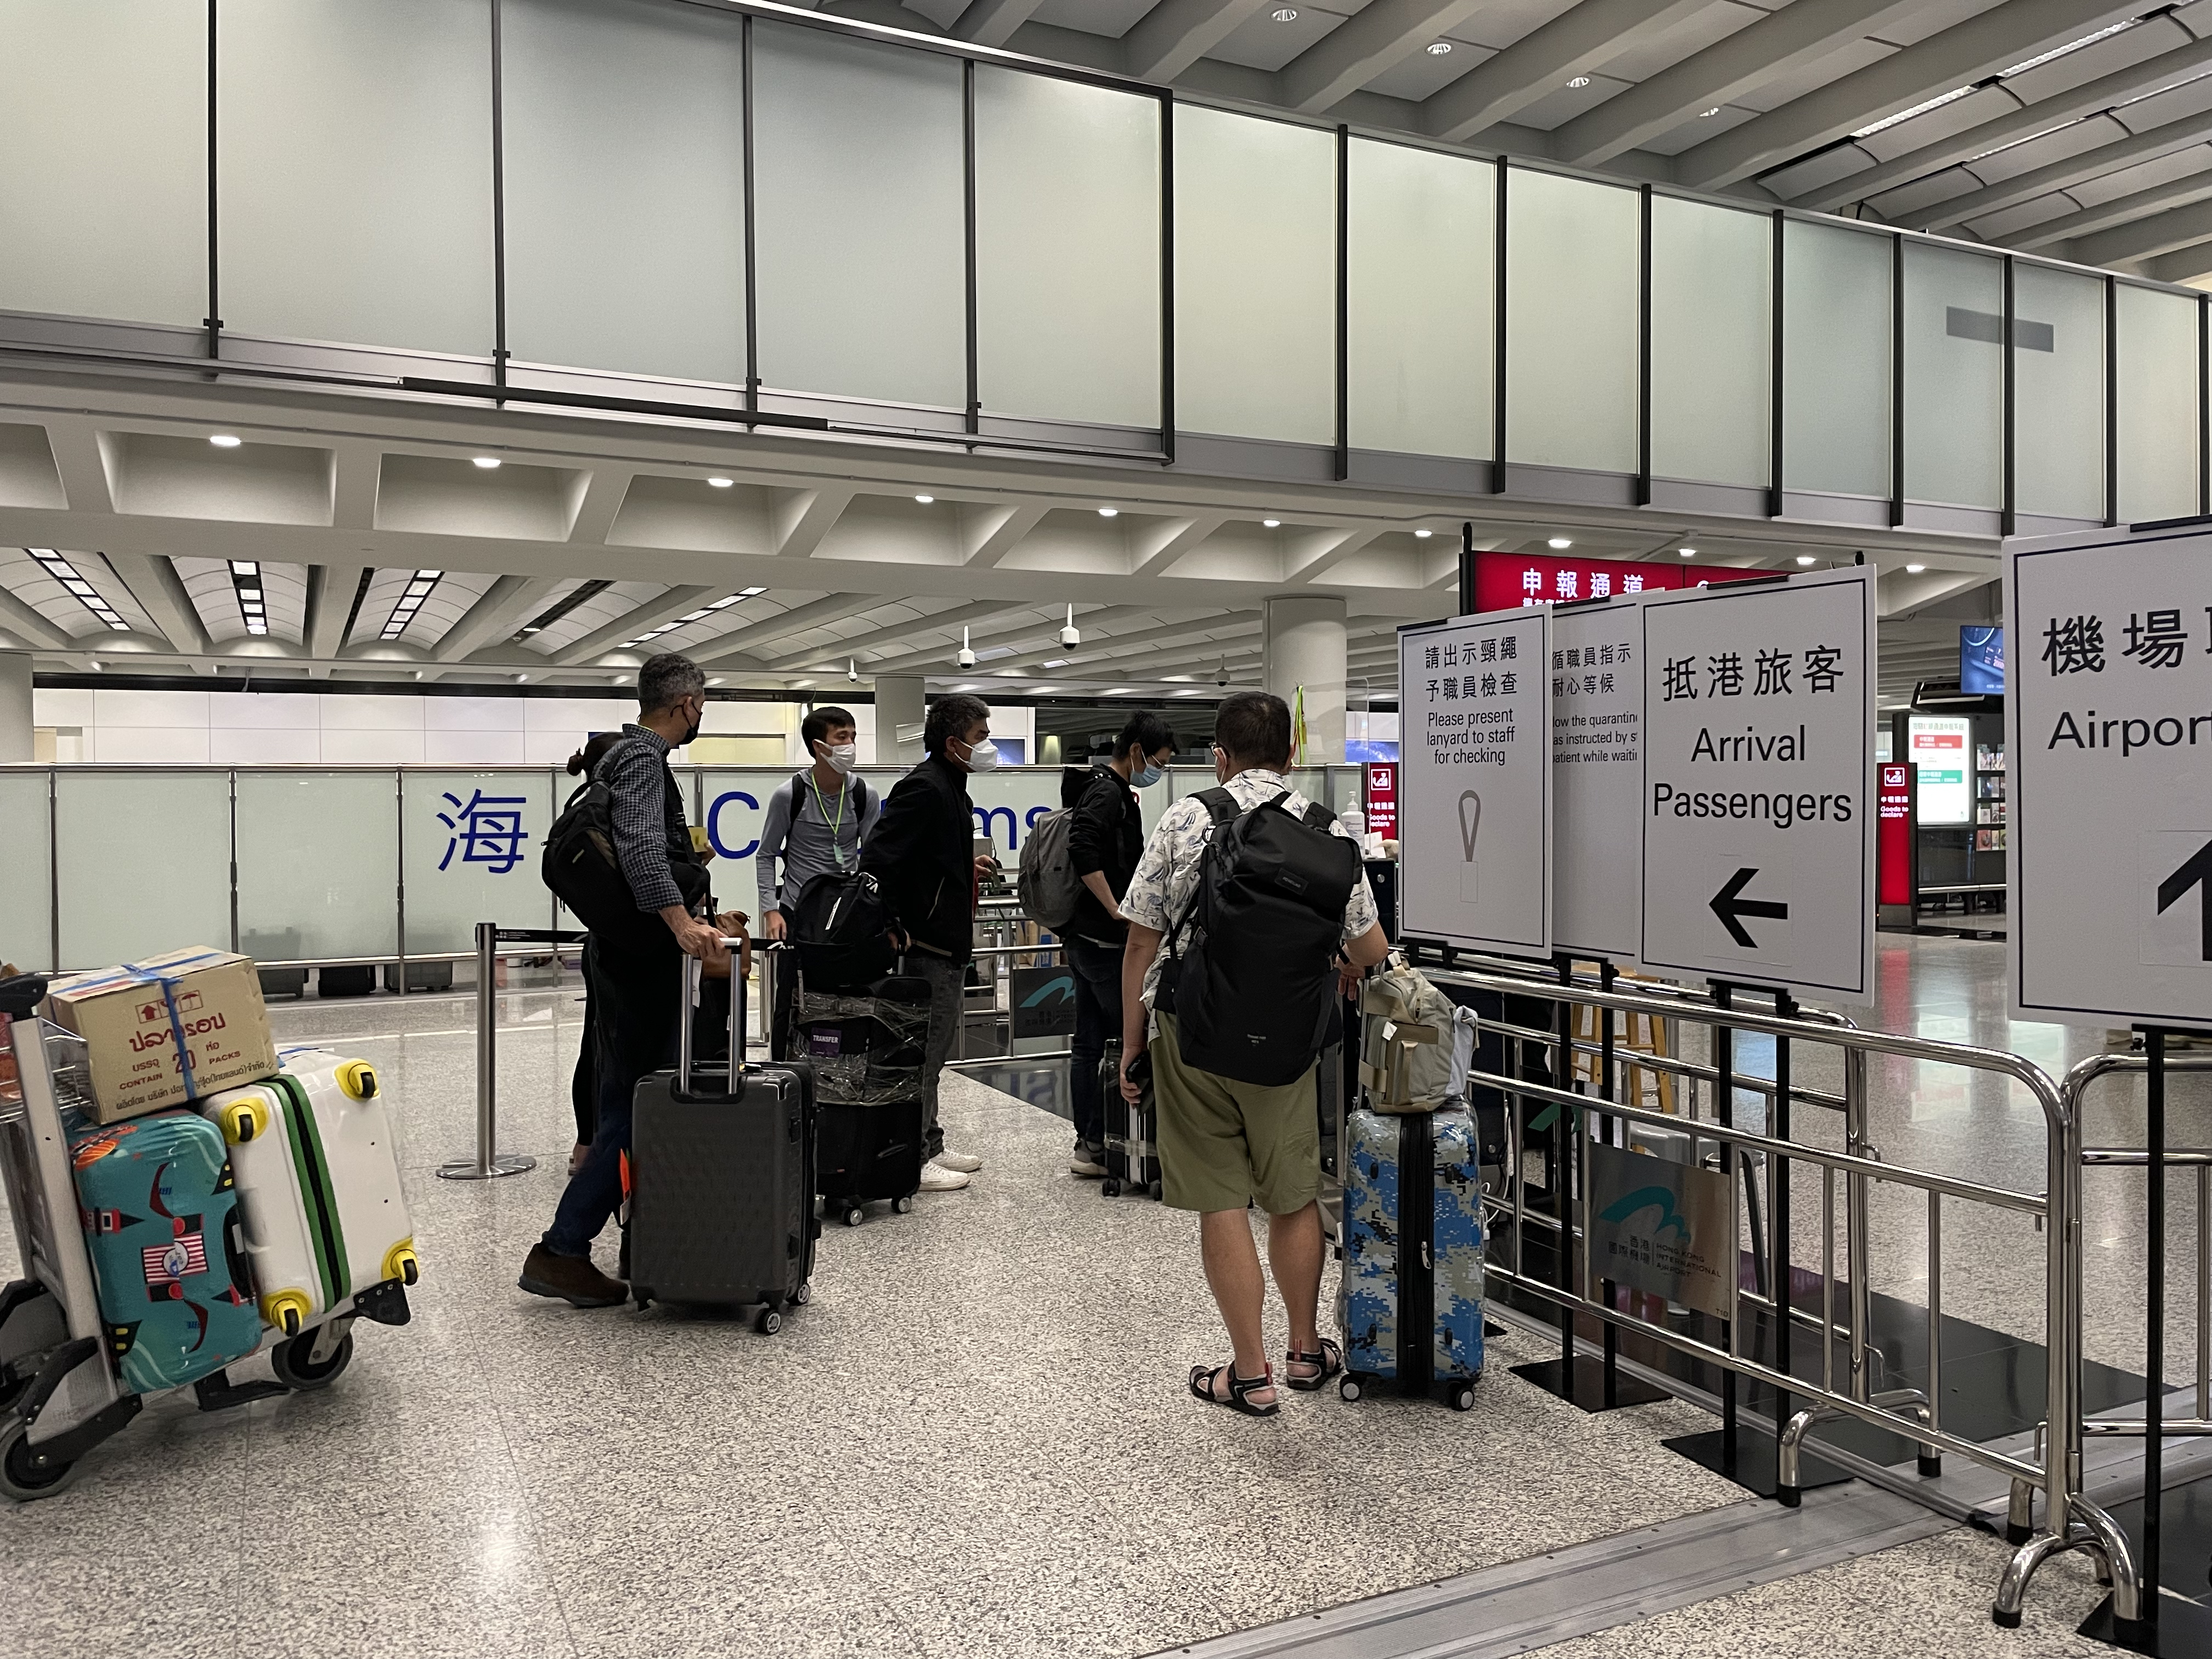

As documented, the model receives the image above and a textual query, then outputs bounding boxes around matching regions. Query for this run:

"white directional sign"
[1400,610,1551,956]
[1639,568,1876,1000]
[1550,594,1644,961]
[2008,523,2212,1028]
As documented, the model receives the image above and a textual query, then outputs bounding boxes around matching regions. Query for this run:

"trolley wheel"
[1100,1180,1121,1198]
[1147,1180,1164,1201]
[633,1291,652,1311]
[756,1308,783,1336]
[270,1329,354,1392]
[1448,1384,1476,1412]
[1338,1378,1363,1403]
[893,1195,915,1215]
[792,1283,812,1306]
[842,1206,866,1228]
[0,1417,79,1502]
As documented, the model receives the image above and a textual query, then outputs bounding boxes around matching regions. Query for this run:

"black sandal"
[1189,1362,1280,1417]
[1284,1338,1343,1392]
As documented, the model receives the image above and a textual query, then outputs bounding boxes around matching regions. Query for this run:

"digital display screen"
[1961,626,2004,695]
[1908,715,1973,826]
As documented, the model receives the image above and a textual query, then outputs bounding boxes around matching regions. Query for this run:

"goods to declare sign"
[2008,524,2212,1028]
[1639,568,1876,1000]
[1550,595,1643,961]
[1364,761,1398,840]
[1399,612,1550,956]
[1468,550,1767,613]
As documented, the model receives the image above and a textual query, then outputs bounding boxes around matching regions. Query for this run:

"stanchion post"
[1772,988,1794,1459]
[1555,955,1574,1387]
[1714,980,1737,1471]
[437,922,538,1181]
[2145,1025,2166,1638]
[1600,959,1619,1407]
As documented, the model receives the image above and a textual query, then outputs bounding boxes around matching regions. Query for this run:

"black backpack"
[789,869,898,991]
[1160,788,1359,1087]
[542,748,706,939]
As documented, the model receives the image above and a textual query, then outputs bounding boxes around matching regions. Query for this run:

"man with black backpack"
[1119,691,1388,1417]
[757,705,878,1057]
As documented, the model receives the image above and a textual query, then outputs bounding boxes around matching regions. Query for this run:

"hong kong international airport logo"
[437,789,531,874]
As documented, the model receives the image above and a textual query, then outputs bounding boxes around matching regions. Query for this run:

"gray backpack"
[1017,806,1083,932]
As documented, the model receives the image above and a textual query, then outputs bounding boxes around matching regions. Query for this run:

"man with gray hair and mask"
[521,651,743,1307]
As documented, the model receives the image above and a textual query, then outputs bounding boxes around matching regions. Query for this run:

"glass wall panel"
[399,770,554,956]
[1903,241,2002,509]
[974,69,1160,430]
[2115,282,2200,523]
[0,772,52,972]
[501,0,746,385]
[1505,168,1638,472]
[753,23,964,409]
[218,0,493,355]
[1649,195,1769,487]
[55,771,230,970]
[2014,263,2106,521]
[1173,105,1335,445]
[698,769,792,920]
[964,770,1064,864]
[0,0,206,328]
[235,771,398,962]
[1783,220,1892,498]
[1346,139,1494,461]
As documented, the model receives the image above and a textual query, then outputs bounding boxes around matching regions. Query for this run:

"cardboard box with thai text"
[43,949,278,1123]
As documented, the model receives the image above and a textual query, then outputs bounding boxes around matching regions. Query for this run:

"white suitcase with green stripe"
[201,1049,417,1335]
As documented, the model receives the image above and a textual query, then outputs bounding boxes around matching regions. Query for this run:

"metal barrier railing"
[1413,955,2085,1631]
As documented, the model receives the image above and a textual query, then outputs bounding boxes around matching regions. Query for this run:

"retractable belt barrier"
[439,922,589,1183]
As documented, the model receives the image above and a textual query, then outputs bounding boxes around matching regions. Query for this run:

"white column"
[1262,596,1346,765]
[875,673,927,764]
[0,651,31,763]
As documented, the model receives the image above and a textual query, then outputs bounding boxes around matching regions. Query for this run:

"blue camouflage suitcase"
[64,1108,263,1396]
[1337,1105,1485,1410]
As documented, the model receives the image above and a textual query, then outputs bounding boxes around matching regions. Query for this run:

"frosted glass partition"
[0,772,51,972]
[1505,169,1638,473]
[0,0,206,328]
[1345,139,1495,460]
[2115,282,2200,523]
[501,0,747,385]
[752,23,965,409]
[2014,263,2106,522]
[217,0,494,355]
[1903,242,2002,509]
[1784,221,1891,498]
[974,69,1161,429]
[1173,105,1335,445]
[398,770,555,955]
[235,771,399,962]
[697,768,792,918]
[54,771,230,970]
[964,771,1063,861]
[1649,196,1770,487]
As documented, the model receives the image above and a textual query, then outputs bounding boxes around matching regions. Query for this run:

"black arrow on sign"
[2156,839,2212,962]
[1710,867,1788,949]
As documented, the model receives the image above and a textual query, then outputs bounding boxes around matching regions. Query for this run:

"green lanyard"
[820,775,849,867]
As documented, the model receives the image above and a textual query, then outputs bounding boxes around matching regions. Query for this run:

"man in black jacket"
[1063,712,1177,1177]
[859,692,998,1192]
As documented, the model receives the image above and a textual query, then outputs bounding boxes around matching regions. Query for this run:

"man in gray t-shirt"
[758,706,881,1052]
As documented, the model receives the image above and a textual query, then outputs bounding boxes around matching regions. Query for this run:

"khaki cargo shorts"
[1151,1013,1320,1216]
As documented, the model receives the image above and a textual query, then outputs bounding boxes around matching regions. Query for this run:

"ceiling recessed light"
[1699,106,1722,117]
[208,433,241,448]
[1271,5,1297,19]
[1905,562,1927,573]
[915,494,934,504]
[1414,528,1433,538]
[1567,75,1592,88]
[1263,518,1282,528]
[1547,537,1572,550]
[1795,555,1815,566]
[472,455,501,469]
[1678,548,1696,557]
[1098,506,1118,518]
[707,476,733,488]
[1426,41,1452,55]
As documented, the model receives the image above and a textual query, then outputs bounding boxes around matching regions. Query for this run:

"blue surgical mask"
[1131,761,1163,788]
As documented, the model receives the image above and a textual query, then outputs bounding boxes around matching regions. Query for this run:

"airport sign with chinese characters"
[1550,594,1644,961]
[2008,523,2212,1028]
[1399,611,1550,956]
[1639,568,1877,1000]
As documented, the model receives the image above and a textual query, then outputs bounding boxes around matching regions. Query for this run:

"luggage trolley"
[0,981,410,1501]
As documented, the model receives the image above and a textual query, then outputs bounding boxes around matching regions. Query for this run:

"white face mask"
[820,742,856,775]
[961,736,1000,773]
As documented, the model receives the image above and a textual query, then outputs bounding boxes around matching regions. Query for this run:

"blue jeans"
[1066,935,1123,1156]
[543,933,680,1259]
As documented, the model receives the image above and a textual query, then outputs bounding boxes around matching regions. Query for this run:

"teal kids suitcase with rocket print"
[65,1107,263,1396]
[1337,1105,1485,1410]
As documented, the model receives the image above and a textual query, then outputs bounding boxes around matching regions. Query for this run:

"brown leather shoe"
[518,1243,626,1308]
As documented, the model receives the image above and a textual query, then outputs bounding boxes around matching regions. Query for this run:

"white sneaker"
[918,1161,971,1192]
[934,1151,983,1174]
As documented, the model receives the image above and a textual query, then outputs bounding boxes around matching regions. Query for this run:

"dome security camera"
[1058,605,1080,648]
[956,626,977,669]
[847,658,859,684]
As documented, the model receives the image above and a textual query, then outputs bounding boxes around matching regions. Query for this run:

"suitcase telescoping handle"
[676,936,749,1094]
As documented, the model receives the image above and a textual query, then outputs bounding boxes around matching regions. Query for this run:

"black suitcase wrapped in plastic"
[795,971,927,1227]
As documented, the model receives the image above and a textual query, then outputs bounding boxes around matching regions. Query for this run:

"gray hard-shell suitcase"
[625,950,817,1333]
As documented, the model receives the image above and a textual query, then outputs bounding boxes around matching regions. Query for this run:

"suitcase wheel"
[891,1195,914,1215]
[755,1307,783,1335]
[842,1206,866,1228]
[792,1282,812,1306]
[1338,1377,1363,1403]
[382,1241,420,1287]
[259,1290,313,1336]
[1101,1180,1120,1198]
[218,1098,269,1146]
[1448,1383,1476,1412]
[1147,1180,1164,1201]
[336,1061,379,1102]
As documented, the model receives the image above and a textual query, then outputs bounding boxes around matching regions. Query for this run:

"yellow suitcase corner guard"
[382,1239,420,1286]
[260,1289,313,1335]
[336,1060,378,1101]
[218,1095,271,1146]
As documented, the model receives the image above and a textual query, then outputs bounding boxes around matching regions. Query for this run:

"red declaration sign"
[1470,550,1767,613]
[1877,763,1914,907]
[1364,762,1398,839]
